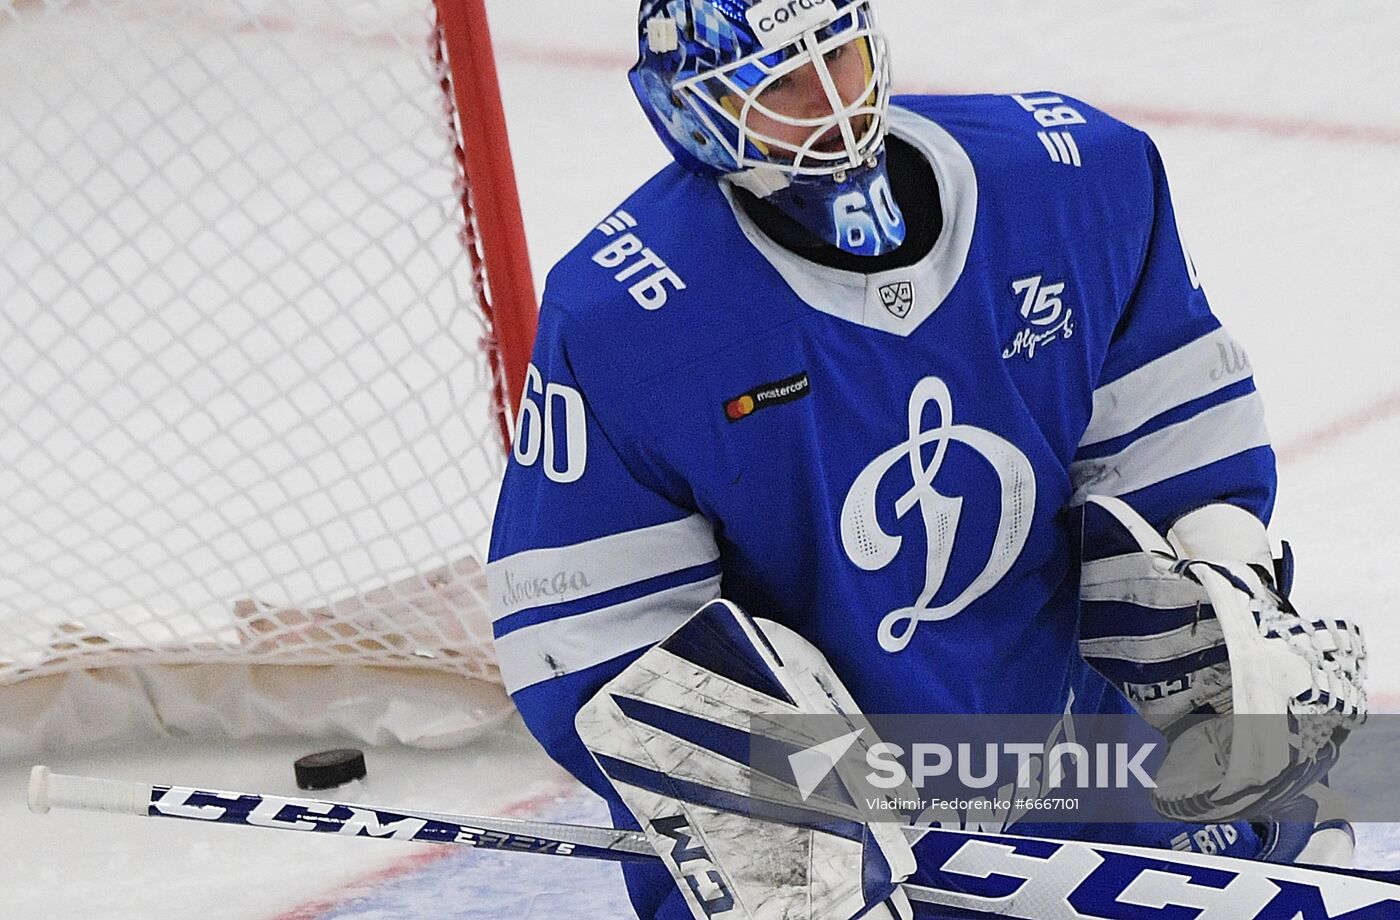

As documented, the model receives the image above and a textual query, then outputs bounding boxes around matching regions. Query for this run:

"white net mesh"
[0,0,510,689]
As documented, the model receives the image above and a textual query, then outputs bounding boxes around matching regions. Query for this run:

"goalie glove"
[1079,496,1367,824]
[576,598,916,920]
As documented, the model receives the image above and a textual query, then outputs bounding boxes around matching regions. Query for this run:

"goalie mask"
[631,0,905,256]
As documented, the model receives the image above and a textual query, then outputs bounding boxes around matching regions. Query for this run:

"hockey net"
[0,0,535,753]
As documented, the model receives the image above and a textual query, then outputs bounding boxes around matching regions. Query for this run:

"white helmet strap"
[728,165,793,198]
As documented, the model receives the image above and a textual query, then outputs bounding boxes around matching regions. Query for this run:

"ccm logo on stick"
[917,830,1400,919]
[151,787,578,854]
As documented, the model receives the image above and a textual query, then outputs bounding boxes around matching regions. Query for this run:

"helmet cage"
[672,3,891,180]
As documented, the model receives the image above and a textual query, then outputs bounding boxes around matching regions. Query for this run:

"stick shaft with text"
[28,766,1400,919]
[27,765,654,862]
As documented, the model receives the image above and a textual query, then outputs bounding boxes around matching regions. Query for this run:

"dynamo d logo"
[840,376,1036,652]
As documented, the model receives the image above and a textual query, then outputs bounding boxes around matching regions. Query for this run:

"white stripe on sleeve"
[1070,391,1270,505]
[1080,554,1207,609]
[495,574,723,693]
[1079,620,1225,665]
[486,513,718,623]
[1082,327,1253,446]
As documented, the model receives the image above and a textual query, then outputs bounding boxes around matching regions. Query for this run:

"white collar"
[721,105,979,337]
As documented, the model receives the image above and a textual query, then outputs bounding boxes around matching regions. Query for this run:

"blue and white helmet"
[630,0,905,256]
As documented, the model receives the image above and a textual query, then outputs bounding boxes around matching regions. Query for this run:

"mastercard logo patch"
[723,371,810,423]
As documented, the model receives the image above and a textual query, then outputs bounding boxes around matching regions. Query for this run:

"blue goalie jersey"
[487,93,1275,917]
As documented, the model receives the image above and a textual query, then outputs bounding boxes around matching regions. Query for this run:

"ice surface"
[2,0,1398,916]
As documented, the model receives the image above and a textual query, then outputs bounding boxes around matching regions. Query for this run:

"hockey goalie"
[485,0,1368,916]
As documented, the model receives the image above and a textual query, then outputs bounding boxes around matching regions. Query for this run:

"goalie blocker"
[576,598,917,920]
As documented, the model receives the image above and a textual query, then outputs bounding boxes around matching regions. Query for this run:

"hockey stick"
[27,765,655,863]
[29,766,1400,918]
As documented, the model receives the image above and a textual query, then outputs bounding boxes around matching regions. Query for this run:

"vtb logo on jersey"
[878,280,914,319]
[840,377,1036,652]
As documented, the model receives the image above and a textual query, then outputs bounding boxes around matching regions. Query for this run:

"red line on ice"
[264,782,576,920]
[497,40,632,74]
[1104,103,1400,148]
[1370,690,1400,714]
[1277,388,1400,465]
[495,42,1400,150]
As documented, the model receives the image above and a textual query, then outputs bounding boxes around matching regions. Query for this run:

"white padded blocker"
[751,617,863,721]
[576,600,916,920]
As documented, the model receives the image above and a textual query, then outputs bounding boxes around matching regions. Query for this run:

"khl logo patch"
[878,281,914,319]
[840,377,1036,652]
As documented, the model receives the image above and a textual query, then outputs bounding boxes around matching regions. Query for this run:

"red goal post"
[440,0,538,448]
[0,0,538,754]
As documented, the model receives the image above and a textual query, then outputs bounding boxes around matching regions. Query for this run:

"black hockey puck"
[294,748,367,790]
